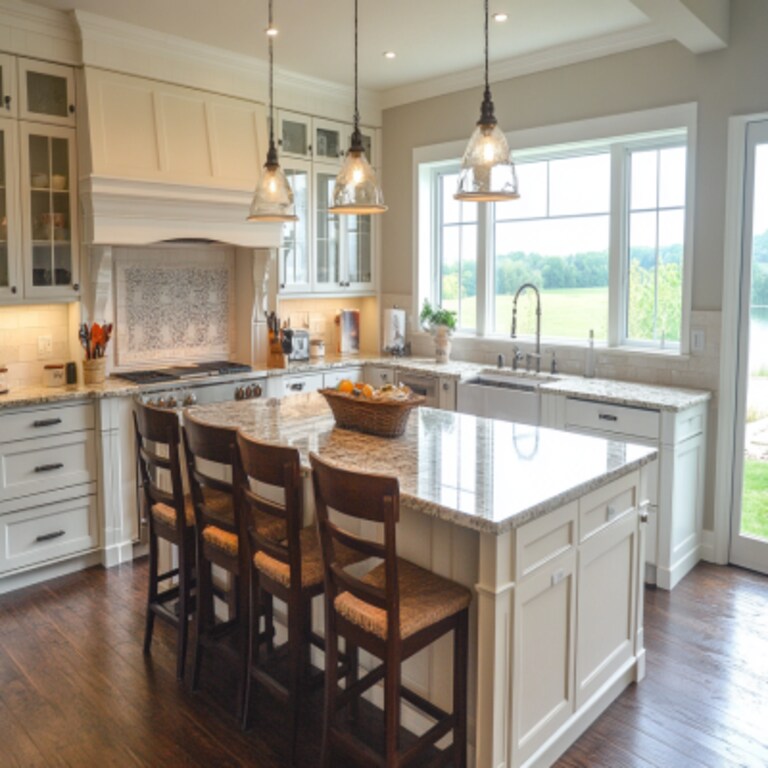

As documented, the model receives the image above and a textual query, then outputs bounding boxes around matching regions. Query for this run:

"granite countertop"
[188,392,657,536]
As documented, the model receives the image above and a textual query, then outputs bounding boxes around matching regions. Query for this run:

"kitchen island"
[190,392,656,768]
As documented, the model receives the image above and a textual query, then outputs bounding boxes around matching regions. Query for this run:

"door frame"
[714,112,768,567]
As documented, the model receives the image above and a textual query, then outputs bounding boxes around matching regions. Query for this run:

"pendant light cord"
[479,0,496,126]
[352,0,362,144]
[267,0,278,162]
[484,0,489,93]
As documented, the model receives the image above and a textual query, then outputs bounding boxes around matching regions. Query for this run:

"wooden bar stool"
[181,412,250,705]
[133,399,196,681]
[310,452,472,768]
[235,432,360,764]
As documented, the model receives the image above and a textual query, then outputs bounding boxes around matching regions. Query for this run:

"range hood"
[79,67,281,249]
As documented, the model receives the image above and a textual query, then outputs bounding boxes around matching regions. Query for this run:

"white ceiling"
[21,0,728,97]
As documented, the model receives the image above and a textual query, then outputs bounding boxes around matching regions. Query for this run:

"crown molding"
[380,24,671,110]
[0,0,79,64]
[73,10,382,125]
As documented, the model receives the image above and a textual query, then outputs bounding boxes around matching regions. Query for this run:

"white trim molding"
[0,0,80,65]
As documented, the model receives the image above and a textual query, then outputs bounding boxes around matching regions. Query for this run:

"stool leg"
[191,552,212,690]
[321,615,339,768]
[453,609,469,768]
[143,530,158,655]
[384,651,402,766]
[176,539,193,682]
[241,568,258,731]
[287,591,305,765]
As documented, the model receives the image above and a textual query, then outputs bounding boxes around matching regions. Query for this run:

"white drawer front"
[0,494,98,574]
[0,432,96,502]
[0,403,94,444]
[323,367,363,389]
[565,398,660,442]
[283,373,324,395]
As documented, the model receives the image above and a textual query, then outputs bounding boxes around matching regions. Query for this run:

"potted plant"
[420,299,457,363]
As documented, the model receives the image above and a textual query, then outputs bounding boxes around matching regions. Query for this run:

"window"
[420,109,694,352]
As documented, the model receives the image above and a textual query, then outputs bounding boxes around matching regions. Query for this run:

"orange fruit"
[338,379,354,393]
[361,384,374,398]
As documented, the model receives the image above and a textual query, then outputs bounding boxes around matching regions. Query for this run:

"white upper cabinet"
[84,69,266,189]
[18,59,75,127]
[0,117,21,299]
[277,110,311,160]
[278,159,312,294]
[313,118,347,164]
[0,55,17,118]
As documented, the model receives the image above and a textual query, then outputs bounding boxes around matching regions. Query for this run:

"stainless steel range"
[115,361,266,407]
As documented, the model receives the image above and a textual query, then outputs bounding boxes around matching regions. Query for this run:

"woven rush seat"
[152,488,232,529]
[334,558,471,641]
[253,525,361,589]
[204,514,287,558]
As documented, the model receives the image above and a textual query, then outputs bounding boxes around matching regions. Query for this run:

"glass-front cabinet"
[20,123,78,298]
[278,111,311,160]
[278,160,312,293]
[18,59,75,127]
[0,54,17,117]
[0,117,20,299]
[313,118,346,164]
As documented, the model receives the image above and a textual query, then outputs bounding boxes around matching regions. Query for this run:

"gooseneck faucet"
[511,283,542,373]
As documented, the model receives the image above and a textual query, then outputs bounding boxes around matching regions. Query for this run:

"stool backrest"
[181,410,237,530]
[235,432,303,588]
[133,399,185,536]
[309,452,401,639]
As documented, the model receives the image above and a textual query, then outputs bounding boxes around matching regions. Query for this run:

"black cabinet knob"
[68,104,75,114]
[3,95,10,109]
[73,283,79,291]
[10,285,17,294]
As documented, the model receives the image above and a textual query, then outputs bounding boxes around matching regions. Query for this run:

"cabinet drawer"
[579,474,637,543]
[0,494,98,574]
[0,403,94,444]
[364,366,395,388]
[323,367,363,389]
[0,431,96,502]
[515,502,577,580]
[283,373,324,395]
[565,398,659,441]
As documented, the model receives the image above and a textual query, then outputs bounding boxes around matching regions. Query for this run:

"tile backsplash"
[0,304,78,387]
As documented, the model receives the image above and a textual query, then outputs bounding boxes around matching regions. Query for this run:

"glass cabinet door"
[315,168,341,289]
[345,214,373,287]
[19,59,75,127]
[314,119,346,163]
[21,124,78,297]
[0,54,16,117]
[0,119,20,298]
[279,163,311,293]
[278,111,311,159]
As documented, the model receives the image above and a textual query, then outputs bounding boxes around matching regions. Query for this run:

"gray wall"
[380,0,768,312]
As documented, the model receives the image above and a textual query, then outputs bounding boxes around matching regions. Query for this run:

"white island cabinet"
[188,393,656,768]
[541,381,709,590]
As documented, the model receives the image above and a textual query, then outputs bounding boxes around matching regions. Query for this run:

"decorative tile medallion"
[114,247,235,365]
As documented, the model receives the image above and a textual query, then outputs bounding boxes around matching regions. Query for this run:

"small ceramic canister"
[43,363,66,387]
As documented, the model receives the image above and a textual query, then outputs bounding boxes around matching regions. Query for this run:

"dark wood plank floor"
[0,560,766,767]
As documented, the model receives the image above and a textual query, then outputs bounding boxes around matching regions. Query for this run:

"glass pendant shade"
[248,152,298,222]
[455,121,519,202]
[331,146,387,214]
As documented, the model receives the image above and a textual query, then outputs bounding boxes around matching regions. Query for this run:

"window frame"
[414,104,697,354]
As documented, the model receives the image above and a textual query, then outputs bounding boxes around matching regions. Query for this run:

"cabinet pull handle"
[33,418,62,427]
[598,413,618,422]
[35,463,64,473]
[3,95,10,109]
[289,382,305,391]
[11,285,17,294]
[35,530,65,543]
[68,104,75,114]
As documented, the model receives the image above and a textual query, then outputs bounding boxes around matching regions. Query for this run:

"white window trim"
[413,103,697,354]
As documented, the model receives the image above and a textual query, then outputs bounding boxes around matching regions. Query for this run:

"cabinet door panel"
[0,117,20,299]
[18,59,75,127]
[158,92,212,178]
[576,510,637,709]
[314,167,341,290]
[512,549,576,765]
[278,110,311,159]
[279,161,311,293]
[0,54,16,117]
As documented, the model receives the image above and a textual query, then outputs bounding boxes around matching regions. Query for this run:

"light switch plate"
[691,329,705,353]
[37,335,53,358]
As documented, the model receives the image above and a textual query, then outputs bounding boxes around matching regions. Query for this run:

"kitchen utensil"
[43,364,66,388]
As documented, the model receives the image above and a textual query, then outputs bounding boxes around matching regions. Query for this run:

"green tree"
[628,261,682,342]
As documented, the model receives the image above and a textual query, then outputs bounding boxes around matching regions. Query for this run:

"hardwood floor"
[0,560,766,767]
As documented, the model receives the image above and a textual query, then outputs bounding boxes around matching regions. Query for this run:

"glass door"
[0,54,16,117]
[21,123,78,298]
[278,161,311,293]
[314,166,341,290]
[730,119,768,574]
[345,213,373,288]
[0,118,20,298]
[18,59,75,127]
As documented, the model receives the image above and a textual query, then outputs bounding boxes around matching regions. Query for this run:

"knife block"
[268,332,288,369]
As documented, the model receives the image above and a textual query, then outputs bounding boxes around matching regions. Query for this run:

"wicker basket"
[320,388,426,438]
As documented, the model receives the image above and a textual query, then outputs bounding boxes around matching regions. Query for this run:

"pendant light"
[248,0,298,222]
[329,0,387,215]
[454,0,519,202]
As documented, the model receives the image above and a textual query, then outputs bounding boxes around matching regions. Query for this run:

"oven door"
[395,372,439,408]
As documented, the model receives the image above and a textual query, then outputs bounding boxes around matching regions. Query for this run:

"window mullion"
[609,143,627,347]
[476,202,490,336]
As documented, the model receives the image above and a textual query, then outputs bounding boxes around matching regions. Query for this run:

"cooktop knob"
[235,386,245,400]
[156,397,167,409]
[245,385,254,399]
[253,384,262,398]
[183,393,197,406]
[166,396,178,408]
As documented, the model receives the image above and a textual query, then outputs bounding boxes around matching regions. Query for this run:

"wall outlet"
[691,329,705,353]
[37,335,53,358]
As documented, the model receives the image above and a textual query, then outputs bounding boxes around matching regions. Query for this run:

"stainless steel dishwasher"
[395,371,440,407]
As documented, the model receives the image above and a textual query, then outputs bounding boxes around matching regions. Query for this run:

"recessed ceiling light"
[493,12,508,22]
[383,51,396,59]
[265,25,278,37]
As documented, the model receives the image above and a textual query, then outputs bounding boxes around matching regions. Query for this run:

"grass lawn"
[742,459,768,540]
[443,287,609,340]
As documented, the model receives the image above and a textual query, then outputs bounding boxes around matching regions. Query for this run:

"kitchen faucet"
[511,283,542,373]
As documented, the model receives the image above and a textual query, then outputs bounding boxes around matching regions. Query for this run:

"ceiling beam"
[629,0,729,53]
